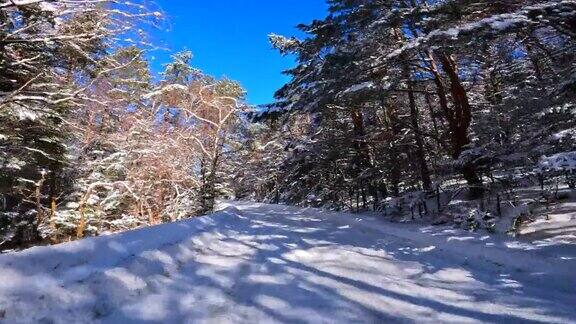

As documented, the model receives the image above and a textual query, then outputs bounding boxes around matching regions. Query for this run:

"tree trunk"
[429,51,484,198]
[200,153,220,214]
[199,158,213,214]
[438,53,473,156]
[406,67,432,192]
[383,99,401,196]
[424,93,441,145]
[350,107,372,169]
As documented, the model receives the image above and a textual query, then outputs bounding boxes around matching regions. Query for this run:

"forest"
[0,0,575,251]
[1,1,576,323]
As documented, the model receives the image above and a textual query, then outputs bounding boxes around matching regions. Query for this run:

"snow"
[339,81,375,96]
[143,84,188,100]
[0,0,43,9]
[553,128,576,141]
[0,202,575,323]
[538,151,576,172]
[38,1,57,12]
[517,193,576,246]
[14,107,38,121]
[386,1,576,60]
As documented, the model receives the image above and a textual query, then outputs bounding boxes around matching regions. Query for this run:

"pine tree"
[0,0,160,247]
[249,0,576,209]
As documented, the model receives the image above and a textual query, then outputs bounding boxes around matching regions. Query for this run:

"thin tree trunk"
[406,67,432,192]
[350,107,372,169]
[425,93,441,142]
[200,153,221,214]
[383,100,401,196]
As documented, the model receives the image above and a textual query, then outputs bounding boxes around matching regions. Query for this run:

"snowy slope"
[0,202,575,323]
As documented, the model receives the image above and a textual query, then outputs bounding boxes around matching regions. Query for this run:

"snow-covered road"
[0,202,575,323]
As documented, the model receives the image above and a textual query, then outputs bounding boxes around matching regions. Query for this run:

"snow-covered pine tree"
[248,0,576,211]
[0,0,161,247]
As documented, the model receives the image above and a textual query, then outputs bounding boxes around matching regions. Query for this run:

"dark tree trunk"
[428,51,484,198]
[383,100,401,197]
[350,107,372,169]
[199,156,219,214]
[406,68,432,192]
[438,53,473,156]
[425,93,441,146]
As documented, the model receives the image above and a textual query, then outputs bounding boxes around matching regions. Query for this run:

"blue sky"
[149,1,328,105]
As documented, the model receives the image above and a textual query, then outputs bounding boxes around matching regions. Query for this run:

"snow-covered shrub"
[567,174,576,190]
[37,202,101,240]
[382,197,403,217]
[536,151,576,189]
[537,151,576,173]
[0,212,27,248]
[106,214,142,232]
[455,209,496,233]
[508,213,532,237]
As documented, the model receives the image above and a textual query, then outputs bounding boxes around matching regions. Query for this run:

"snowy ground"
[0,202,575,323]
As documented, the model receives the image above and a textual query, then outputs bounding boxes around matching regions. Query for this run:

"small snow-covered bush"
[535,151,576,189]
[537,151,576,172]
[455,209,496,233]
[39,207,100,240]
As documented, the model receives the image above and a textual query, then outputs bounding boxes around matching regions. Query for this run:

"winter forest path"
[0,202,575,323]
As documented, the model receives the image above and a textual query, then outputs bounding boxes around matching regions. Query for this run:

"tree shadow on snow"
[0,204,574,323]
